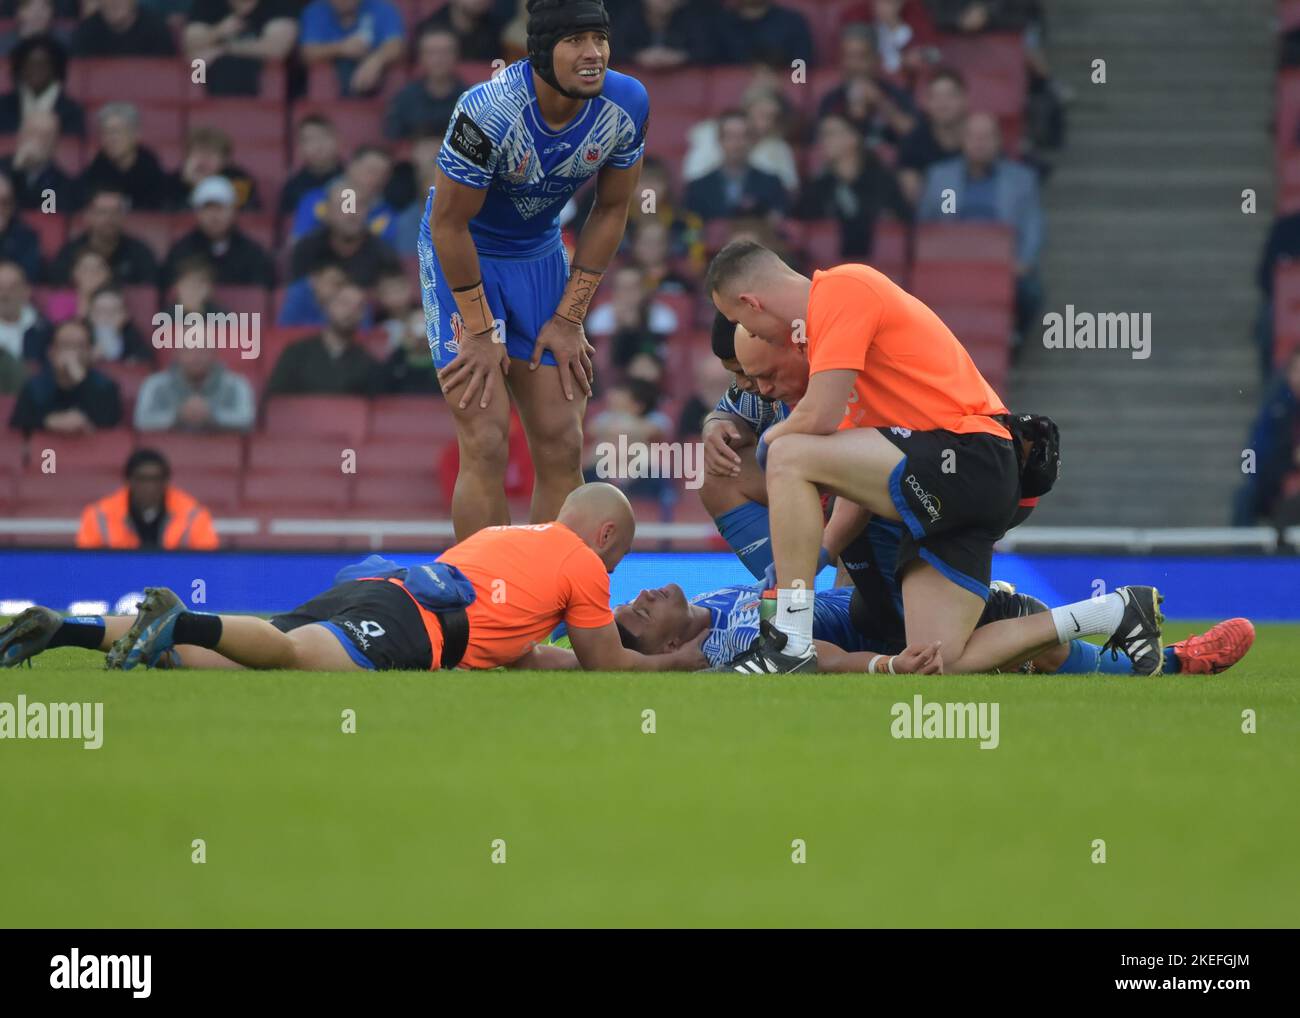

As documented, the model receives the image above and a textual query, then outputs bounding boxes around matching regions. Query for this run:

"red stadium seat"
[212,285,271,317]
[351,473,447,512]
[292,102,387,158]
[1273,263,1300,366]
[1284,0,1300,33]
[247,435,357,473]
[263,396,371,441]
[122,286,161,331]
[634,69,712,112]
[23,431,134,473]
[16,469,120,509]
[187,60,289,103]
[186,99,287,149]
[458,61,502,88]
[707,66,813,119]
[644,106,698,166]
[69,59,188,107]
[928,303,1014,347]
[914,222,1014,264]
[169,470,242,512]
[98,361,154,405]
[368,394,457,441]
[1277,69,1300,156]
[910,261,1014,308]
[85,103,185,154]
[141,433,246,473]
[241,470,353,511]
[20,211,67,261]
[354,439,443,477]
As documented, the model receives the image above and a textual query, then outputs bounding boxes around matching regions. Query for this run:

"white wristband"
[868,655,883,674]
[886,656,897,674]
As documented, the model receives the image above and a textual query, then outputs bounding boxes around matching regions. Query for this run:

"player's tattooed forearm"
[557,266,604,325]
[451,280,496,335]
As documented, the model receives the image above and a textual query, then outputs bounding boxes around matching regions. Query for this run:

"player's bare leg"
[446,371,513,540]
[758,427,1163,674]
[508,362,588,523]
[698,446,768,517]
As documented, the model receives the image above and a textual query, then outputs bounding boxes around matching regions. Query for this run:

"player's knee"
[765,434,807,479]
[458,421,511,474]
[528,419,583,473]
[699,470,746,517]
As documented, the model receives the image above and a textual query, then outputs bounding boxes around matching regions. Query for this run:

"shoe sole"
[105,588,182,671]
[0,606,62,667]
[1133,586,1165,676]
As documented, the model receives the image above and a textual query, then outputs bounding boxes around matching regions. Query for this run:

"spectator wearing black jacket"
[383,25,465,140]
[1233,351,1300,526]
[611,0,723,69]
[0,108,79,211]
[290,181,401,287]
[48,187,159,285]
[716,0,815,68]
[0,33,84,135]
[8,317,123,433]
[71,0,176,56]
[415,0,503,62]
[182,0,299,96]
[683,111,788,221]
[265,283,380,396]
[0,257,50,360]
[795,114,912,259]
[161,175,276,289]
[80,102,173,212]
[0,171,40,280]
[279,114,344,217]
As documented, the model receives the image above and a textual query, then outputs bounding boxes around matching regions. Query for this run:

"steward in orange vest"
[76,448,219,550]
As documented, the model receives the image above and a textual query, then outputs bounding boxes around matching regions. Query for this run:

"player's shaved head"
[734,325,809,403]
[557,482,635,571]
[707,240,812,352]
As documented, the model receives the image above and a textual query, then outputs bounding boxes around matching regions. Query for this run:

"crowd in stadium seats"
[1237,5,1300,526]
[0,0,1060,547]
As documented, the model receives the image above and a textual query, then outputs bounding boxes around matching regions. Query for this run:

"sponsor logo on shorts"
[341,619,385,650]
[737,536,770,558]
[905,473,942,523]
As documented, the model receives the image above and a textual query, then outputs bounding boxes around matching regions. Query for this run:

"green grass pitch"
[2,621,1297,928]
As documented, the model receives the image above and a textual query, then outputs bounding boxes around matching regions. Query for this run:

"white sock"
[774,587,815,655]
[1050,593,1124,643]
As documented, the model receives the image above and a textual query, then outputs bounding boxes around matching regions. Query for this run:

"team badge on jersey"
[582,142,602,165]
[449,112,494,167]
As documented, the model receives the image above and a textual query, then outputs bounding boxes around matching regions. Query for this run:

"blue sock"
[715,501,773,581]
[1057,639,1134,674]
[1163,647,1179,673]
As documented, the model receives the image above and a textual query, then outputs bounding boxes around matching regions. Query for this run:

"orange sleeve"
[75,504,103,548]
[188,508,220,550]
[807,273,883,375]
[560,546,616,630]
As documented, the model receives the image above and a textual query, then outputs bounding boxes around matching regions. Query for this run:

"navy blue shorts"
[418,192,568,370]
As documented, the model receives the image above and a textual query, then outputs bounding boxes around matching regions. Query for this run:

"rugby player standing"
[422,0,648,539]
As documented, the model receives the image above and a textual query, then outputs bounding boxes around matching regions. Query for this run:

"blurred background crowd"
[2,0,1287,548]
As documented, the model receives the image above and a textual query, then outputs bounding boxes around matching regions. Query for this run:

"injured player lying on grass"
[601,581,1256,676]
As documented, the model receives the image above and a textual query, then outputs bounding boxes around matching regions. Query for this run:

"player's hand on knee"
[894,640,943,675]
[531,316,593,400]
[438,329,508,410]
[703,420,744,476]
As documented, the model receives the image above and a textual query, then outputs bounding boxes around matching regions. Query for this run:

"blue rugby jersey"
[712,384,789,439]
[694,585,872,668]
[435,60,649,259]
